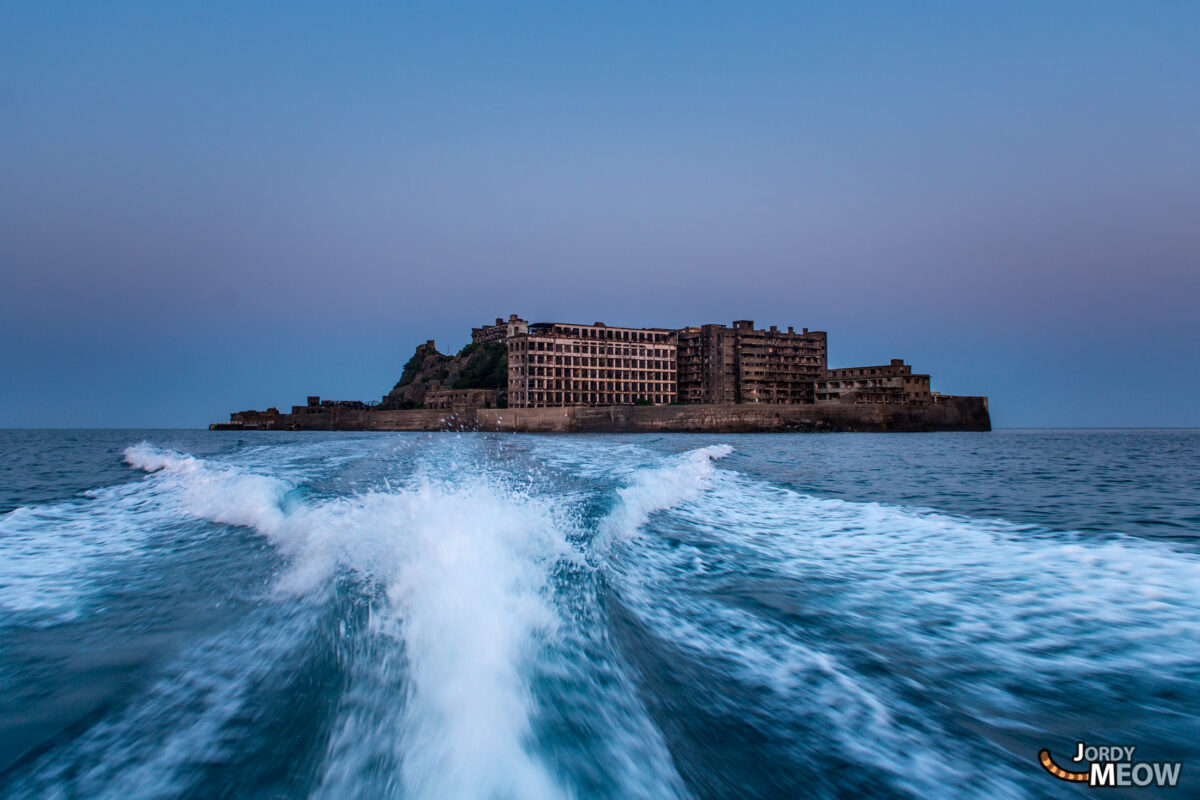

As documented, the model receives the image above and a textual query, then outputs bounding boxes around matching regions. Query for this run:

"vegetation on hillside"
[383,339,508,410]
[452,341,507,390]
[395,344,448,388]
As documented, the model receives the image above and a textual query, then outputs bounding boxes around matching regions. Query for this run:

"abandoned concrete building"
[813,359,932,404]
[507,321,677,408]
[495,315,945,409]
[291,396,369,414]
[422,387,502,409]
[472,314,529,345]
[677,320,827,405]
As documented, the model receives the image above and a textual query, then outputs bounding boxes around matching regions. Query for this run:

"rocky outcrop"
[379,340,507,410]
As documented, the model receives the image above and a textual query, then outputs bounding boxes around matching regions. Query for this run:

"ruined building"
[506,321,677,408]
[472,314,529,344]
[813,360,932,404]
[501,316,938,409]
[677,320,827,404]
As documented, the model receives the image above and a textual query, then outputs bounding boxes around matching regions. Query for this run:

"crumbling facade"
[291,396,369,414]
[813,360,932,404]
[423,388,501,409]
[676,324,737,404]
[507,321,677,408]
[677,320,827,404]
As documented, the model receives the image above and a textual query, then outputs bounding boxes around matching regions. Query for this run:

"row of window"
[514,367,674,380]
[815,379,929,389]
[813,392,926,404]
[517,354,673,368]
[825,371,907,381]
[512,392,673,407]
[513,340,673,357]
[542,327,672,343]
[518,378,672,390]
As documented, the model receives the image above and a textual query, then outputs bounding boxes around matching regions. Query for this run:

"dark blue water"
[0,430,1196,799]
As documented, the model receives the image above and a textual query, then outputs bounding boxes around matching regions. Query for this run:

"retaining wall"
[212,397,989,433]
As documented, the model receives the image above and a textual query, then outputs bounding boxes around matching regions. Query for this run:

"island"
[212,315,990,433]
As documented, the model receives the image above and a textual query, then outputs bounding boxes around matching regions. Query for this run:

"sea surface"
[0,429,1197,799]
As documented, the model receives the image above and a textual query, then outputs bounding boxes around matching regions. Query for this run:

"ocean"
[0,429,1196,799]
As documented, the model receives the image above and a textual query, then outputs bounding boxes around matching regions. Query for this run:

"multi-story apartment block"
[507,321,677,408]
[676,324,738,404]
[813,359,932,404]
[677,320,827,404]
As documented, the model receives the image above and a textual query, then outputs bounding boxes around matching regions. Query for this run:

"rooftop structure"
[472,314,528,344]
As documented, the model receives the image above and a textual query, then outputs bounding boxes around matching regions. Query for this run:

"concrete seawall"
[480,397,990,432]
[212,397,990,433]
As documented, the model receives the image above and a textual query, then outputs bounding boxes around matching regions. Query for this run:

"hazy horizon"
[3,2,1198,428]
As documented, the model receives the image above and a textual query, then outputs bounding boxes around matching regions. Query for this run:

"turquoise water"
[0,430,1197,798]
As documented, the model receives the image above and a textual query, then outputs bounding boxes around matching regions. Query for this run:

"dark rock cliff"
[380,341,507,409]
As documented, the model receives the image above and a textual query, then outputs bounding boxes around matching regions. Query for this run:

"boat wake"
[1,434,1195,800]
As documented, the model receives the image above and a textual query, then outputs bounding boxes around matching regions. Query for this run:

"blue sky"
[2,1,1197,427]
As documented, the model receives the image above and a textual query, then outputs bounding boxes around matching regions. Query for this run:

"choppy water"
[0,429,1197,799]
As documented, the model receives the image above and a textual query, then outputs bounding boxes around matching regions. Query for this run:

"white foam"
[122,441,199,474]
[124,442,290,535]
[601,444,732,542]
[604,467,1200,798]
[125,443,573,800]
[0,489,145,618]
[0,442,305,620]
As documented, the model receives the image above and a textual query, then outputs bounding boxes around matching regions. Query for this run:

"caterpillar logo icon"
[1038,742,1182,788]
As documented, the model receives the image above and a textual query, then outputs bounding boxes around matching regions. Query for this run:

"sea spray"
[599,444,732,543]
[124,442,290,537]
[0,443,276,620]
[125,443,573,800]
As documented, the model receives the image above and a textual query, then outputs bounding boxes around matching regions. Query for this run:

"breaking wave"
[599,443,732,542]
